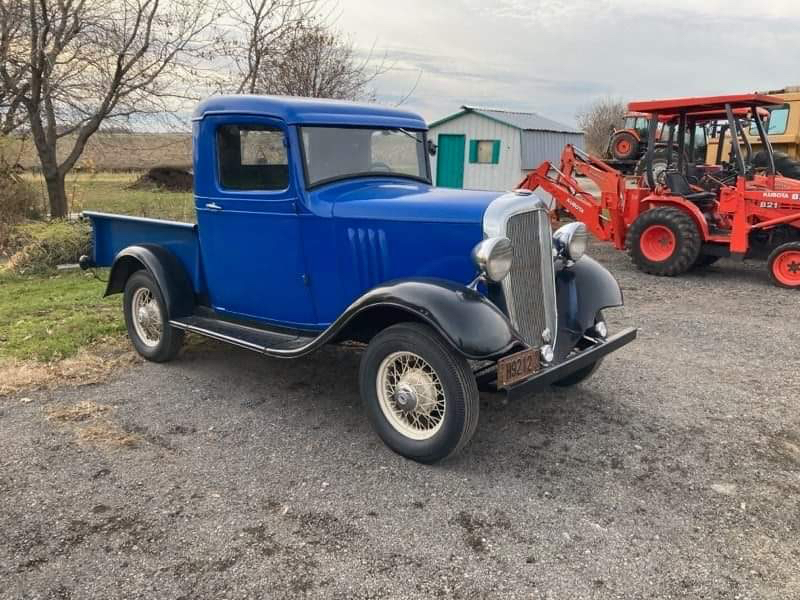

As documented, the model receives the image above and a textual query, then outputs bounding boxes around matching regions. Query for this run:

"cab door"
[195,116,316,328]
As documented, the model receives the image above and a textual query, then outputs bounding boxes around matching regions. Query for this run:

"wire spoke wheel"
[376,351,446,441]
[131,287,163,347]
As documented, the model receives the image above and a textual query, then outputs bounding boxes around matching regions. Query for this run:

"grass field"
[23,171,196,222]
[5,132,191,172]
[1,172,193,366]
[0,269,123,362]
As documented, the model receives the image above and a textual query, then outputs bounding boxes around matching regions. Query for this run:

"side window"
[750,105,789,136]
[468,139,500,164]
[217,124,289,191]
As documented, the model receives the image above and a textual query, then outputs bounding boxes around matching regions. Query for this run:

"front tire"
[626,207,701,276]
[553,314,605,387]
[359,322,479,463]
[123,271,184,362]
[767,242,800,289]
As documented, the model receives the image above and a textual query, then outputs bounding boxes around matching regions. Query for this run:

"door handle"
[205,202,222,211]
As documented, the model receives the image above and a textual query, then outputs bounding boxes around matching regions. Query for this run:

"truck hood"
[326,180,501,224]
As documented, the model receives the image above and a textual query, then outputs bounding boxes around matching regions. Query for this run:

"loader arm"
[518,145,628,250]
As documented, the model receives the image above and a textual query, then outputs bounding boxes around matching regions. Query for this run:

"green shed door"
[436,134,465,188]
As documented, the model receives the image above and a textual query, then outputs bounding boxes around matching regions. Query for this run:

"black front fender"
[334,278,522,361]
[105,245,194,319]
[554,256,624,361]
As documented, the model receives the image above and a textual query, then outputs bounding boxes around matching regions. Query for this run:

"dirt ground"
[1,242,799,599]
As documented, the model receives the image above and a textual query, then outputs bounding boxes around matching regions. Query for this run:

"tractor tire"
[767,242,800,289]
[626,207,701,276]
[754,151,800,180]
[610,131,640,161]
[635,148,677,188]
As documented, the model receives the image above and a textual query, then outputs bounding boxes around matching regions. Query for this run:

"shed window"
[469,139,501,164]
[217,124,288,191]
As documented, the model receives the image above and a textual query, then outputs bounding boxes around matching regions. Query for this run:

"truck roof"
[193,95,428,130]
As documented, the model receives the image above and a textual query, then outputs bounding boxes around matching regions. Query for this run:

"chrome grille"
[501,208,557,348]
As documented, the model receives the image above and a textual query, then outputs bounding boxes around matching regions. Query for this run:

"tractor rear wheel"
[767,242,800,288]
[610,131,639,161]
[626,207,701,276]
[754,151,800,180]
[635,148,677,187]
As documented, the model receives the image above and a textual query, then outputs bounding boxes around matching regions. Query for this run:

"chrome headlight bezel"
[553,222,588,262]
[471,236,513,282]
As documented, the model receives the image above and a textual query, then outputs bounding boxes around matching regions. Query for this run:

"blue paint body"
[85,96,500,330]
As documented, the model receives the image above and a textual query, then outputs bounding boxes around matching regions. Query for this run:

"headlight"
[554,222,588,262]
[471,237,513,282]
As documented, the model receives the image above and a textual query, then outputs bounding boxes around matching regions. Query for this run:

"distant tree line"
[0,0,386,218]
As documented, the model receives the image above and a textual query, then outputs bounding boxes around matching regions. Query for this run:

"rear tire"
[359,322,479,463]
[610,131,640,161]
[626,207,701,276]
[635,148,677,187]
[123,271,184,362]
[754,151,800,180]
[767,242,800,288]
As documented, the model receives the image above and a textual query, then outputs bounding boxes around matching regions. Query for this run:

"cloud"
[338,0,800,126]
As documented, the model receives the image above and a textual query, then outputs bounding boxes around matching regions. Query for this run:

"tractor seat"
[665,172,717,203]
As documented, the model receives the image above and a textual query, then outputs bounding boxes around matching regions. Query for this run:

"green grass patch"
[23,172,195,222]
[0,269,124,362]
[0,171,191,362]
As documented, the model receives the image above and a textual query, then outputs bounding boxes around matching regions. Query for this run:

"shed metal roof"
[429,105,582,134]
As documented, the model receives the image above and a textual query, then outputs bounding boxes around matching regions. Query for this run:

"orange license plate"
[497,348,539,388]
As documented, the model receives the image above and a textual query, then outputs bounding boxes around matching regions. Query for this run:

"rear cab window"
[750,105,790,136]
[217,124,289,191]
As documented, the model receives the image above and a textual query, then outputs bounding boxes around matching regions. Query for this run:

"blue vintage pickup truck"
[81,95,636,463]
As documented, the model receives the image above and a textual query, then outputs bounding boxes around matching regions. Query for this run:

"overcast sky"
[336,0,800,126]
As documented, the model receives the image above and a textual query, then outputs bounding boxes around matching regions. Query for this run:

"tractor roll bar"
[725,103,747,178]
[752,104,776,176]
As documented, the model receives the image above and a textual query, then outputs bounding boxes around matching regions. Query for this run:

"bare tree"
[218,0,317,95]
[0,0,216,218]
[0,0,31,135]
[576,97,627,156]
[261,24,383,100]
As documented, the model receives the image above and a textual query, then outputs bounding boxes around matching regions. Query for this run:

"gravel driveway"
[2,243,799,599]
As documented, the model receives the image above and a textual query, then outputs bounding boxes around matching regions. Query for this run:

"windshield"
[301,126,429,187]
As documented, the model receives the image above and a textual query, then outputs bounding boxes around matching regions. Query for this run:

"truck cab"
[83,95,636,463]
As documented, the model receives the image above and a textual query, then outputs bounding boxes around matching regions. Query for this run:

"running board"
[170,315,318,358]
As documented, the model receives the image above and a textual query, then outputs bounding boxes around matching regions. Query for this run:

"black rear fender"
[105,245,194,319]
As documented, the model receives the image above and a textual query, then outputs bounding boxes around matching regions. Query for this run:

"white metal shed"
[428,106,585,191]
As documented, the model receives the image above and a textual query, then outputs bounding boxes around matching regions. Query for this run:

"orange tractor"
[520,94,800,288]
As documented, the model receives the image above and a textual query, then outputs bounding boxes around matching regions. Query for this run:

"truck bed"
[82,211,203,292]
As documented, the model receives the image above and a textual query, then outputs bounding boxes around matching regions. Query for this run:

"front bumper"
[505,327,637,399]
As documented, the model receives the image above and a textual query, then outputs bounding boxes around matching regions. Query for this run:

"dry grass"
[45,399,142,449]
[45,400,110,422]
[8,132,191,172]
[0,336,137,397]
[76,421,141,448]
